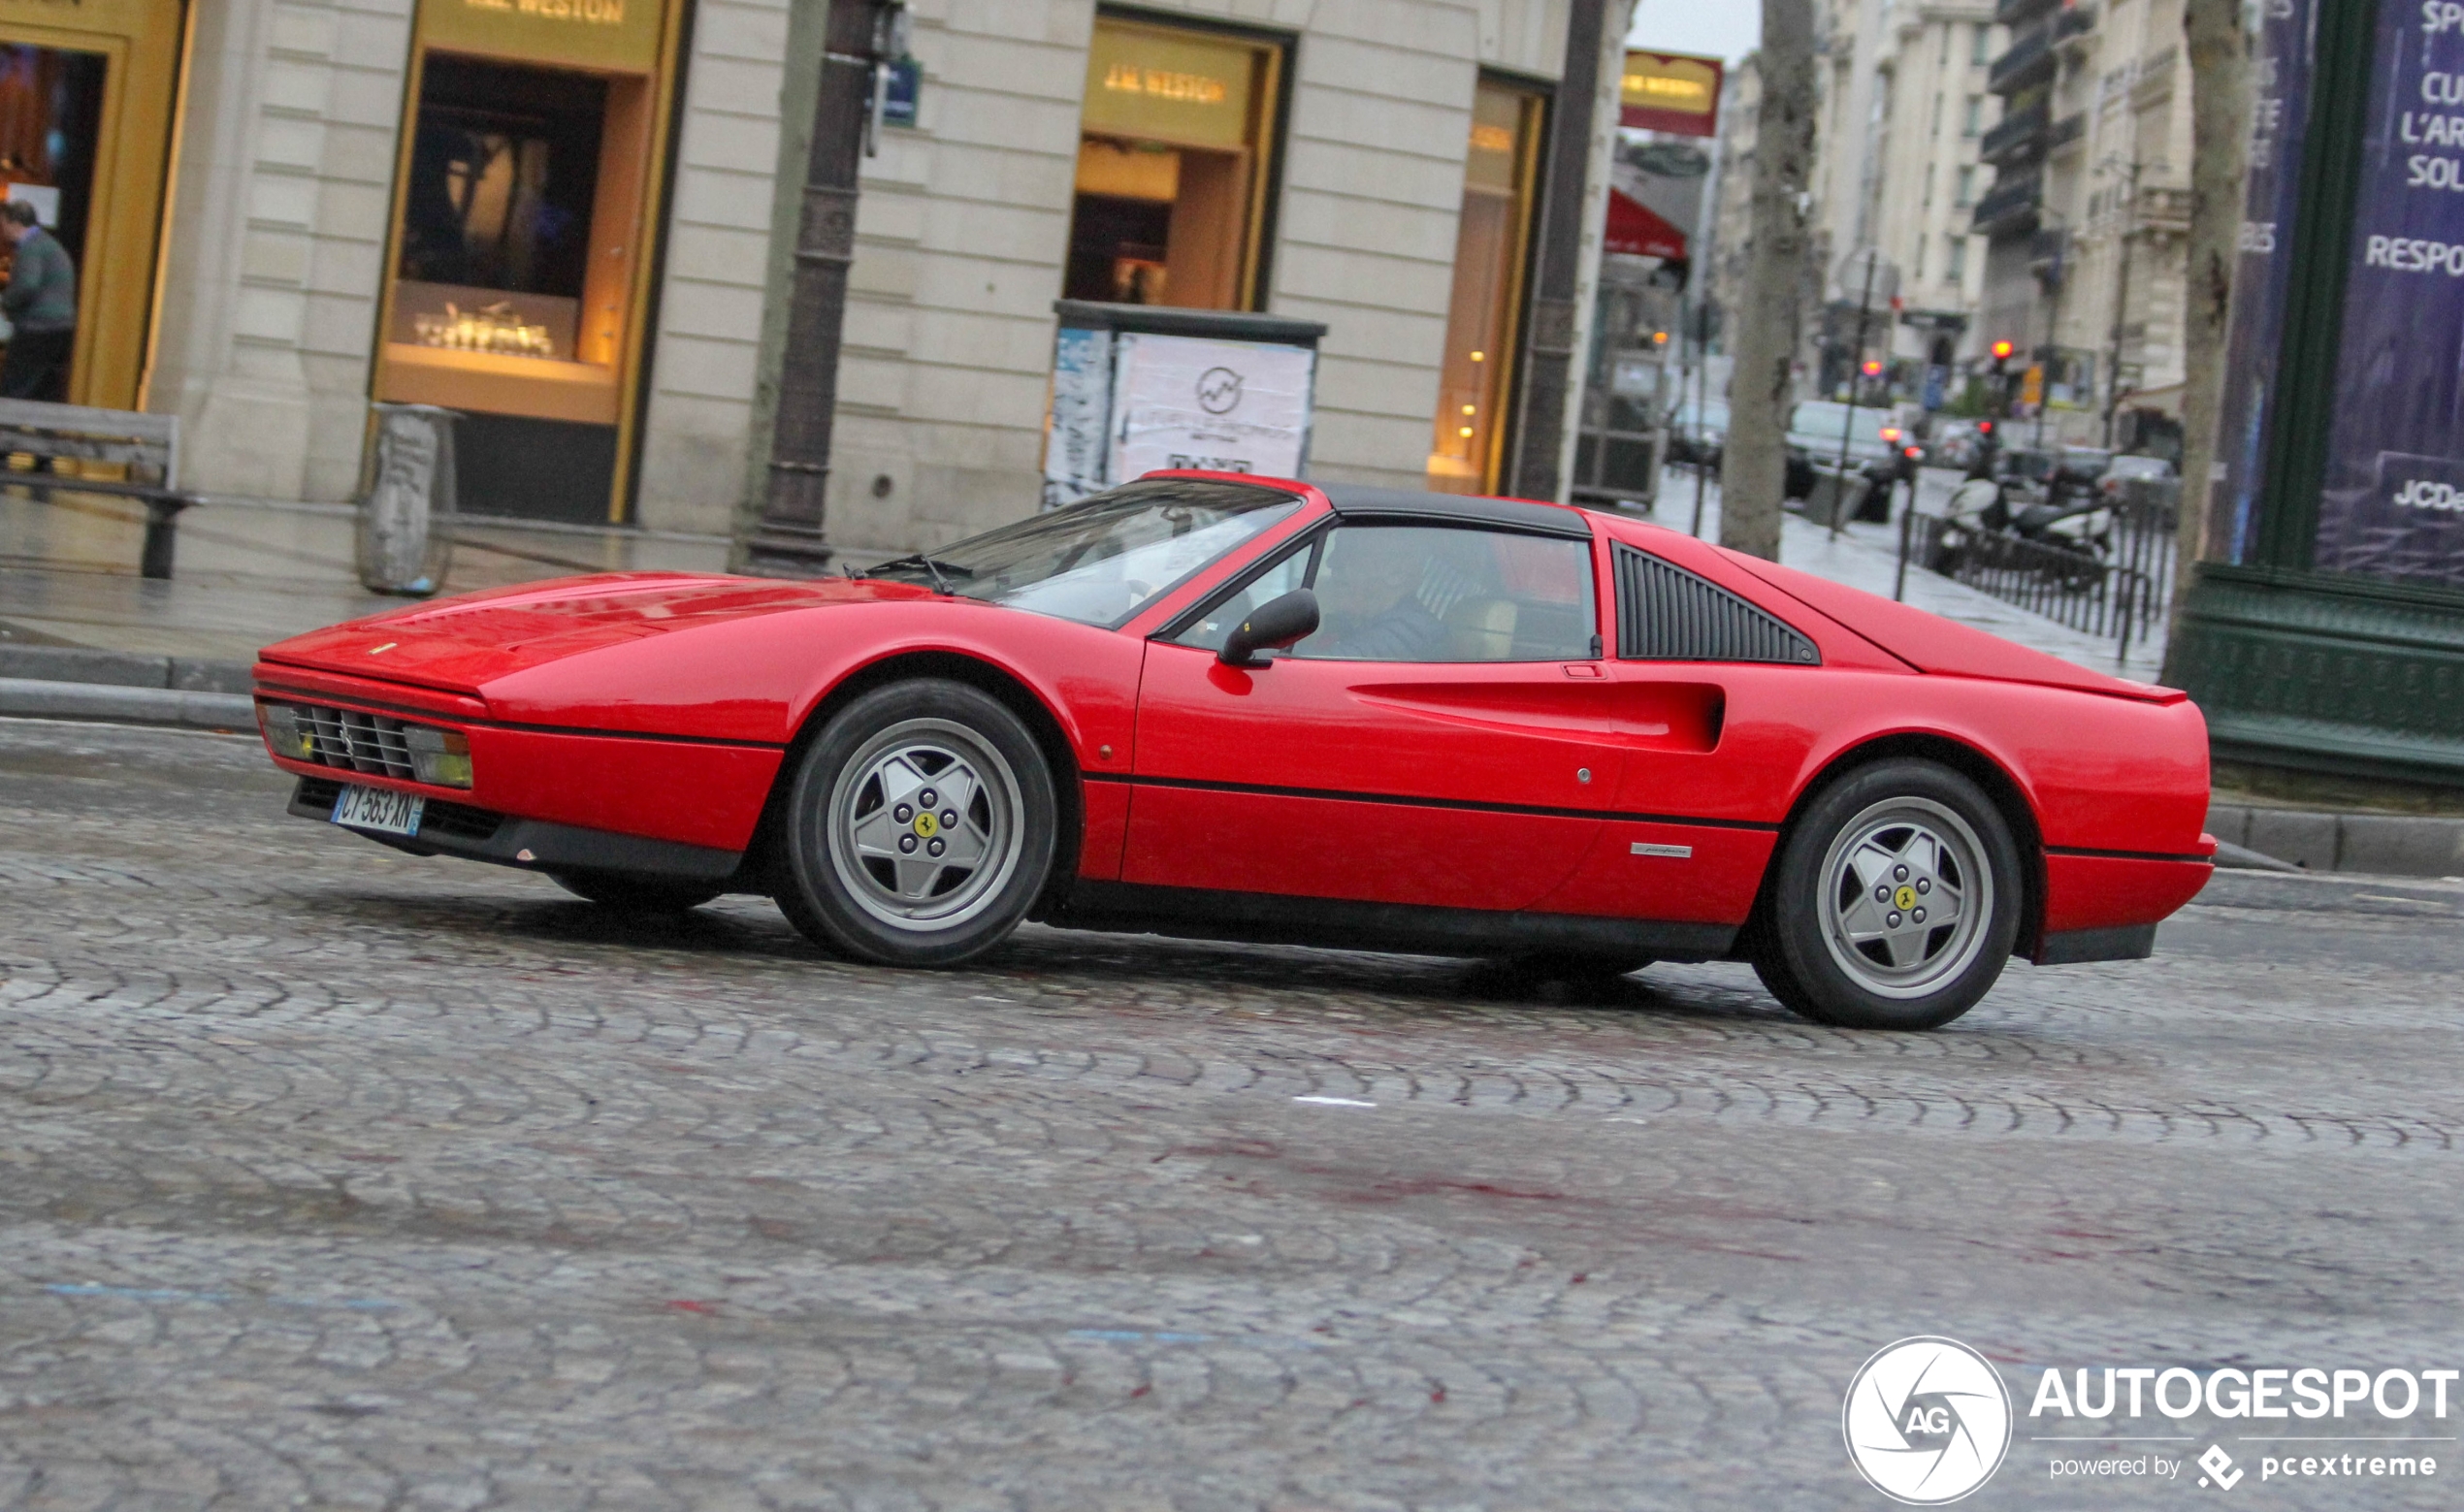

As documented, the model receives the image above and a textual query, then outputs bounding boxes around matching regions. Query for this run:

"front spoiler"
[287,777,743,884]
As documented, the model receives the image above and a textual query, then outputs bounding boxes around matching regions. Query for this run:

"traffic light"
[1977,420,1995,437]
[1990,338,2016,369]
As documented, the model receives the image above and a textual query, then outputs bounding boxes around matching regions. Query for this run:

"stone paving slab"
[1,719,2460,1508]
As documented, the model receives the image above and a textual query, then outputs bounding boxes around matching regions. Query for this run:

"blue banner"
[2314,0,2464,586]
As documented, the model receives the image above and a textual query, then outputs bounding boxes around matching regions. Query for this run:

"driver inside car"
[1305,532,1451,661]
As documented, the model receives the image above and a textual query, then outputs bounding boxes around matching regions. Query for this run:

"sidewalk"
[1637,466,2167,684]
[0,490,731,663]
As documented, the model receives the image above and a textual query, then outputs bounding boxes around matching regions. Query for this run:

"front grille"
[419,801,503,842]
[283,701,415,779]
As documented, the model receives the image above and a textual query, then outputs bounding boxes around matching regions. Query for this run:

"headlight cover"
[404,725,473,788]
[257,701,314,761]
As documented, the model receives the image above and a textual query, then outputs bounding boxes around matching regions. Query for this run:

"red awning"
[1605,186,1686,262]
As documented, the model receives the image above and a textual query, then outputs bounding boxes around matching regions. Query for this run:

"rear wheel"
[549,872,722,912]
[1753,758,2023,1030]
[775,679,1056,967]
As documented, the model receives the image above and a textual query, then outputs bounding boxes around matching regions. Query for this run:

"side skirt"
[1047,880,1737,961]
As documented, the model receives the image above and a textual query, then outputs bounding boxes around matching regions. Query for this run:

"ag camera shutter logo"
[1844,1336,2013,1503]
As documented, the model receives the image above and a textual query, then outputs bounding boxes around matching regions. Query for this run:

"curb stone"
[0,678,256,730]
[0,644,252,694]
[2208,801,2464,879]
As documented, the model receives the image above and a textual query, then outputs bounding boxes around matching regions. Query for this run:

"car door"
[1122,516,1620,913]
[1527,536,1832,929]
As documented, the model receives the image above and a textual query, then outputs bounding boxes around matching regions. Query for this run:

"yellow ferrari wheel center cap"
[914,812,939,839]
[1894,885,1918,911]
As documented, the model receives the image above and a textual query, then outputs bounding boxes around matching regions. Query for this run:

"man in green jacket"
[1,200,77,402]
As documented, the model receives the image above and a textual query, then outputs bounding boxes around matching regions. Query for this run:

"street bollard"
[355,403,459,596]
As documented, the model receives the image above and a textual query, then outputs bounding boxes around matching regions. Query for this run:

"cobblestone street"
[3,718,2461,1509]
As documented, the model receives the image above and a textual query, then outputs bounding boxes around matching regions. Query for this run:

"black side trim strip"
[1052,880,1737,961]
[2032,922,2160,966]
[288,777,745,883]
[255,679,789,751]
[2046,845,2215,865]
[1083,768,1780,831]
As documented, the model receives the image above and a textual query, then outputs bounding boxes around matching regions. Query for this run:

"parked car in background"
[2098,453,2176,500]
[1927,419,1985,471]
[1668,400,1729,467]
[2054,446,2115,493]
[1783,402,1903,499]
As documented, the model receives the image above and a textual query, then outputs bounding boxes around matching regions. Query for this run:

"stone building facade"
[30,0,1631,552]
[1972,0,2192,447]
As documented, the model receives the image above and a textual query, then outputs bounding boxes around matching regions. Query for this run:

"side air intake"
[1614,543,1821,664]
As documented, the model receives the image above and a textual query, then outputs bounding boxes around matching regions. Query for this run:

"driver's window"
[1297,524,1595,662]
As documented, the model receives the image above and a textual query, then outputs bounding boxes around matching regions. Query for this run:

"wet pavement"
[2,719,2457,1508]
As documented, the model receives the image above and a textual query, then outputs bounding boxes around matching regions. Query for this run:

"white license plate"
[331,784,425,837]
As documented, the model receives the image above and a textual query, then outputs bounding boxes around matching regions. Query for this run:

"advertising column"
[2312,0,2464,586]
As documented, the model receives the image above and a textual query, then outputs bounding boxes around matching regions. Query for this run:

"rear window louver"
[1614,543,1820,664]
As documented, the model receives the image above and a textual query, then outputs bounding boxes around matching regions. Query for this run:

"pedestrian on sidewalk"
[0,200,77,402]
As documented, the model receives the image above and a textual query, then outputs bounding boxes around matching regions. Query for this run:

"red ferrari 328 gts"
[252,475,2214,1030]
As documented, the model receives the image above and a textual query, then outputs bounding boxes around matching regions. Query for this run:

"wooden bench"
[0,399,196,579]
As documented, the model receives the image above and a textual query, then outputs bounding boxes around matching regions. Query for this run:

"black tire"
[775,678,1057,967]
[1752,758,2024,1030]
[549,872,723,912]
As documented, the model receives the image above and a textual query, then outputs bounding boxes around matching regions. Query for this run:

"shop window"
[1427,78,1544,496]
[374,0,685,524]
[0,1,181,410]
[395,57,607,365]
[1065,16,1285,310]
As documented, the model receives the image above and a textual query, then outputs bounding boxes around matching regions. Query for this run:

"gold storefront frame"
[0,0,186,411]
[1079,12,1286,312]
[371,0,689,522]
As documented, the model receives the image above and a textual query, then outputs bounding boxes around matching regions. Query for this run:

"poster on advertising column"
[2315,0,2464,586]
[2214,0,2317,564]
[1107,333,1315,484]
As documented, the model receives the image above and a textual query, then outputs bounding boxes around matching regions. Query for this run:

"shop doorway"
[1428,78,1545,495]
[0,0,183,410]
[373,0,685,524]
[1063,16,1285,311]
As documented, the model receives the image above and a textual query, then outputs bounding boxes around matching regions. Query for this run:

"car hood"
[1724,552,2187,704]
[258,572,935,695]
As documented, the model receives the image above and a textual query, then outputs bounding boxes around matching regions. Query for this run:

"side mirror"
[1218,588,1319,668]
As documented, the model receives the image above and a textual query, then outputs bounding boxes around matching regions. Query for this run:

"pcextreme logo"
[1844,1336,2015,1503]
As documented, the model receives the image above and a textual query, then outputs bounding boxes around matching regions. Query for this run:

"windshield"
[860,480,1302,627]
[1788,402,1894,443]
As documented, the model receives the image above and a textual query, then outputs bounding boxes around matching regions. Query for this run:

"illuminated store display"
[373,0,685,522]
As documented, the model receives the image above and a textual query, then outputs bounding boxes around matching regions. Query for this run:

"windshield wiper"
[862,553,975,595]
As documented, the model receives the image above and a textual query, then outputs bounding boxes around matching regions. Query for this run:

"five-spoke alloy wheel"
[1754,758,2023,1030]
[778,679,1056,966]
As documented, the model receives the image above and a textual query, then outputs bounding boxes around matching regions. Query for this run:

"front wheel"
[1752,759,2024,1030]
[775,679,1057,967]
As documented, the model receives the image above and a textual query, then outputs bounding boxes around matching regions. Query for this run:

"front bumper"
[288,775,744,885]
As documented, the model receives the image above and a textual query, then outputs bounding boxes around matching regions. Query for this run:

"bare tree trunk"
[1718,0,1819,562]
[2165,0,2251,654]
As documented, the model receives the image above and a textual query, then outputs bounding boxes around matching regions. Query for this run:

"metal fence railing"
[1895,482,2178,664]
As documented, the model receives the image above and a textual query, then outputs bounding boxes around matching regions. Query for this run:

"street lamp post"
[741,0,905,578]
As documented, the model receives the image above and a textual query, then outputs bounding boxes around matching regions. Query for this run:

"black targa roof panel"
[1315,484,1594,539]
